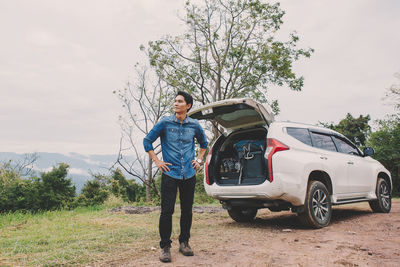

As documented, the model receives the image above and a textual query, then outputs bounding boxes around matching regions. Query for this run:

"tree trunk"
[146,154,152,202]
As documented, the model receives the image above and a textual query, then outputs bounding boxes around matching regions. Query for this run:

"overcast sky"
[1,0,399,155]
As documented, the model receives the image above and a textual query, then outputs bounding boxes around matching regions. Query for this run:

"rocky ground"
[109,201,400,267]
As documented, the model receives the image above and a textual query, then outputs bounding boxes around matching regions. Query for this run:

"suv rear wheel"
[298,181,332,228]
[369,178,391,213]
[228,207,257,222]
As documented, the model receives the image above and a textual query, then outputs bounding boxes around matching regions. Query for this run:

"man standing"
[143,91,208,263]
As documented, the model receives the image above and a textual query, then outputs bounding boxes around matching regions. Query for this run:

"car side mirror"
[363,147,374,157]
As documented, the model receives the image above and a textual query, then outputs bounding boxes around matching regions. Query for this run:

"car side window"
[287,127,312,146]
[332,136,360,156]
[311,132,337,152]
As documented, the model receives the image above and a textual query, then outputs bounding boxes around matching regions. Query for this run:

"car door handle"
[347,161,354,165]
[320,156,328,160]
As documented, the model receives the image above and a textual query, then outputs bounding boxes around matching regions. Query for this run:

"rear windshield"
[287,127,312,146]
[218,109,259,123]
[214,104,264,128]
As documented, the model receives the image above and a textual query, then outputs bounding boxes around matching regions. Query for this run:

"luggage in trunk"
[234,140,266,184]
[215,128,268,185]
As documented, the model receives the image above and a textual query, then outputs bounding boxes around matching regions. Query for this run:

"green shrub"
[367,115,400,196]
[125,180,146,202]
[37,163,76,210]
[77,169,146,205]
[0,177,41,212]
[77,180,109,206]
[0,162,76,212]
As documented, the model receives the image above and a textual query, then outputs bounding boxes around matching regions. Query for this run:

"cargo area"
[208,127,269,185]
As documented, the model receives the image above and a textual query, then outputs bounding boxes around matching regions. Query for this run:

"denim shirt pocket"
[182,128,195,143]
[166,127,179,142]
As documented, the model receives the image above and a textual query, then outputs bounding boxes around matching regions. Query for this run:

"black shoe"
[159,246,171,263]
[179,241,194,256]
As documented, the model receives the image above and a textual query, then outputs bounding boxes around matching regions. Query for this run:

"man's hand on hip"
[155,160,172,173]
[192,159,202,170]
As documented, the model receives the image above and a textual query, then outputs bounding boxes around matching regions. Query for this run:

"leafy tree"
[90,172,110,188]
[78,180,109,206]
[111,168,129,189]
[320,113,371,147]
[0,160,20,185]
[0,162,41,212]
[125,179,146,202]
[367,114,400,195]
[38,163,76,210]
[145,0,313,115]
[110,179,121,197]
[1,161,77,212]
[8,178,41,211]
[85,169,146,204]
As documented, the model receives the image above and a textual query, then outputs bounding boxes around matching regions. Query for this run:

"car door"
[310,131,349,195]
[332,136,373,195]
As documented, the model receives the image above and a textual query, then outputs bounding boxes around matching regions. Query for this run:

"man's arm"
[192,121,209,169]
[194,121,209,150]
[197,148,206,160]
[192,147,206,169]
[143,118,171,173]
[148,150,172,173]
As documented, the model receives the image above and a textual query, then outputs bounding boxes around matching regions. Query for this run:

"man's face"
[174,95,191,114]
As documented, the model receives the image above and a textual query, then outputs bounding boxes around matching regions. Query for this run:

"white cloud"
[32,166,53,173]
[69,168,89,176]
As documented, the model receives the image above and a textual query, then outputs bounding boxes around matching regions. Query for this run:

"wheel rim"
[379,182,390,209]
[312,189,329,222]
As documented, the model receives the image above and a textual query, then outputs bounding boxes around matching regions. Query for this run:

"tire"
[298,181,332,228]
[369,178,391,213]
[228,207,257,222]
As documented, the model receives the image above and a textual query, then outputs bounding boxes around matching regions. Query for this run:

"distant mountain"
[0,152,137,193]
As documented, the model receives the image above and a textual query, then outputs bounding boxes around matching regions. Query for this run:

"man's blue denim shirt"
[143,114,208,179]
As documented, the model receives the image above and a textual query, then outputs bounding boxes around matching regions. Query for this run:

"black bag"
[234,140,266,184]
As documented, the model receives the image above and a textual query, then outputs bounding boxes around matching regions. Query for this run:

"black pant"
[159,173,196,248]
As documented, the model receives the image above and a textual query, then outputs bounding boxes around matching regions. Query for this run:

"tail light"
[205,147,213,185]
[266,138,289,182]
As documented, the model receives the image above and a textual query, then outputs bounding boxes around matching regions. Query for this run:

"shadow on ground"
[222,207,374,230]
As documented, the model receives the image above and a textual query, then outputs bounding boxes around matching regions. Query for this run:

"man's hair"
[176,91,193,111]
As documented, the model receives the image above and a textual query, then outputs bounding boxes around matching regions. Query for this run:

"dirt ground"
[114,201,400,267]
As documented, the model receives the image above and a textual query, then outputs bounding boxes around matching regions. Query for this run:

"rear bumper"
[204,173,305,206]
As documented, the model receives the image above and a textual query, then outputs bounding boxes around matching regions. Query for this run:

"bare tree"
[0,153,38,177]
[384,72,400,110]
[114,66,174,201]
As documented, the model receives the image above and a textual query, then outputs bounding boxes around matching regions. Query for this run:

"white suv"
[189,98,392,228]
